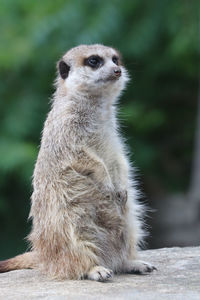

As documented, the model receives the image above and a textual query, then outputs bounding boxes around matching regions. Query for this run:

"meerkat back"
[0,44,156,281]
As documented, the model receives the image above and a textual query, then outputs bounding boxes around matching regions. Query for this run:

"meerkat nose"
[113,68,121,77]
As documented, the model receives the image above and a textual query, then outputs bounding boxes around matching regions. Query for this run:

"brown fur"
[0,45,155,281]
[0,252,37,273]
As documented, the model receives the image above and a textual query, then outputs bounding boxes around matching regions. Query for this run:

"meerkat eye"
[112,56,119,65]
[58,60,70,79]
[84,55,103,69]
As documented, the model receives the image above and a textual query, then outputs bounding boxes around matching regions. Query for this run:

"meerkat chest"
[89,128,121,167]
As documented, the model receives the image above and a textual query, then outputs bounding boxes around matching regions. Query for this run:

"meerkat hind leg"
[125,260,157,275]
[86,266,113,282]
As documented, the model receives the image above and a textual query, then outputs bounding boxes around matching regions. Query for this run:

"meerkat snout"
[107,66,122,81]
[113,68,121,77]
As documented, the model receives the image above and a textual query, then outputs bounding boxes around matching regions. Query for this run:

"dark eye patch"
[84,55,104,69]
[112,55,119,65]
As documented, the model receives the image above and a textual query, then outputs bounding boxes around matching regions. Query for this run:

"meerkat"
[0,44,156,281]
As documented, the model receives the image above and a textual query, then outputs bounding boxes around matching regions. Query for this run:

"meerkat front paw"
[86,266,113,282]
[125,260,157,275]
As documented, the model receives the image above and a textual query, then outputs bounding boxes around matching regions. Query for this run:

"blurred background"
[0,0,199,259]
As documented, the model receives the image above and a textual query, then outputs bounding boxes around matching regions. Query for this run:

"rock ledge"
[0,247,199,300]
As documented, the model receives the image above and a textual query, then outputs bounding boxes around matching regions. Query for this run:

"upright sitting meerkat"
[0,44,156,281]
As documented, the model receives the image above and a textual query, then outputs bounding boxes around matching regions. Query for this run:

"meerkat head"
[57,44,129,99]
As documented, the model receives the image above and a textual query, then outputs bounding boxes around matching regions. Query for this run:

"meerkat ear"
[58,60,70,79]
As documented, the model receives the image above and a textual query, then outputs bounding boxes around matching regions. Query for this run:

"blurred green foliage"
[0,0,199,257]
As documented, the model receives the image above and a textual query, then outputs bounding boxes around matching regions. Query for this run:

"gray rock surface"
[0,247,199,300]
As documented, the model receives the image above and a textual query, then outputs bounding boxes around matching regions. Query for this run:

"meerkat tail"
[0,252,37,273]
